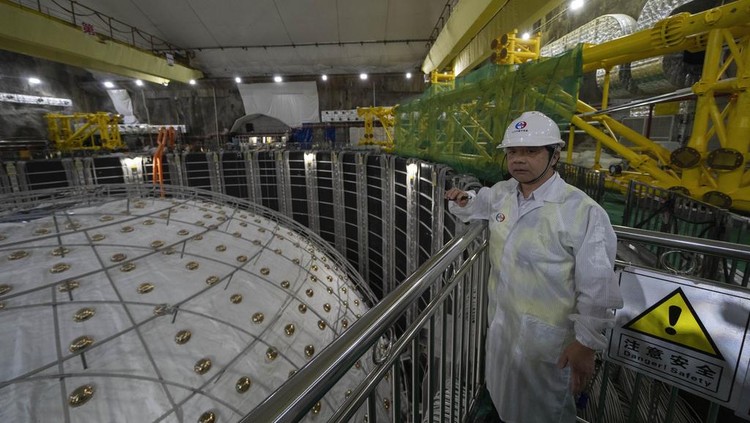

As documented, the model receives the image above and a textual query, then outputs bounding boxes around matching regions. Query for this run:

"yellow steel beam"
[582,1,750,68]
[0,1,203,84]
[448,0,558,76]
[422,0,537,74]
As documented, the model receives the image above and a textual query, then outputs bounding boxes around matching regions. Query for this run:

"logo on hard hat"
[494,212,505,222]
[514,121,527,130]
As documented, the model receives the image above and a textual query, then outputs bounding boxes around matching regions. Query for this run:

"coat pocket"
[517,314,567,364]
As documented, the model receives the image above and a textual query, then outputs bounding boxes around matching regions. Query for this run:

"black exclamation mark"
[665,305,681,335]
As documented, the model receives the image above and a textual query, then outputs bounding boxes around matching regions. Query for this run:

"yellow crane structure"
[46,112,125,152]
[356,106,397,151]
[567,0,750,211]
[491,30,541,65]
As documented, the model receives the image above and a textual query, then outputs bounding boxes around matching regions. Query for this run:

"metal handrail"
[242,221,487,423]
[614,224,750,261]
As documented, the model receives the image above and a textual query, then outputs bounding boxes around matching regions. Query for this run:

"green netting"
[395,45,584,182]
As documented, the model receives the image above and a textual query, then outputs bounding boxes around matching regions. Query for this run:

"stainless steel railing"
[243,221,489,422]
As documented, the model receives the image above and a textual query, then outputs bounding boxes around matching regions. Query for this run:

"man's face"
[505,146,558,183]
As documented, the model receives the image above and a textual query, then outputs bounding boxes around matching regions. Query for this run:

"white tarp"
[237,81,320,128]
[106,89,137,124]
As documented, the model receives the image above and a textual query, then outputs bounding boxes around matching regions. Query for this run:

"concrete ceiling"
[49,0,449,78]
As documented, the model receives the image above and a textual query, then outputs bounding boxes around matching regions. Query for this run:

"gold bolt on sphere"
[230,294,243,304]
[260,268,270,276]
[205,276,220,286]
[137,283,154,294]
[384,398,391,410]
[198,411,216,423]
[0,284,11,296]
[327,287,333,294]
[341,286,347,293]
[34,228,49,235]
[236,255,248,263]
[311,402,322,415]
[305,289,314,298]
[192,234,203,241]
[323,303,331,313]
[8,250,28,260]
[298,304,307,313]
[274,249,282,255]
[185,261,200,270]
[150,240,165,249]
[292,258,300,264]
[327,275,333,282]
[110,253,127,262]
[317,320,326,330]
[69,335,94,353]
[252,312,265,324]
[252,240,261,246]
[215,245,227,252]
[99,215,113,222]
[143,219,155,225]
[120,262,136,272]
[304,345,315,358]
[280,280,290,289]
[91,233,105,241]
[194,358,212,374]
[284,324,295,336]
[233,232,242,238]
[120,226,134,233]
[342,319,349,329]
[73,307,95,322]
[354,299,360,306]
[52,247,70,256]
[175,330,192,345]
[50,263,71,273]
[311,264,318,272]
[345,390,352,398]
[177,229,189,236]
[236,376,252,393]
[58,280,80,292]
[68,384,94,407]
[266,347,278,361]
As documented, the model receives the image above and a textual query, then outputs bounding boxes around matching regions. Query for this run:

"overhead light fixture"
[359,73,368,80]
[189,79,196,85]
[521,32,531,40]
[103,81,115,88]
[235,76,242,83]
[406,72,412,79]
[570,0,584,10]
[321,74,328,81]
[135,79,144,86]
[273,75,283,83]
[28,77,41,85]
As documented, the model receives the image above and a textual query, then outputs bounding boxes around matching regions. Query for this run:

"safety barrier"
[243,221,490,422]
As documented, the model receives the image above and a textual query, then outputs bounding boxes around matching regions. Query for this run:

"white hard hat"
[498,111,566,149]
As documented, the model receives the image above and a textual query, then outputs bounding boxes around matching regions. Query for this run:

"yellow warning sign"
[623,288,723,359]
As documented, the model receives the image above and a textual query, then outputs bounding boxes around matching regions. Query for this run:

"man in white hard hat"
[445,111,622,422]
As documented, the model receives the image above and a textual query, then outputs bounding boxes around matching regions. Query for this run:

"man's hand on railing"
[445,188,469,207]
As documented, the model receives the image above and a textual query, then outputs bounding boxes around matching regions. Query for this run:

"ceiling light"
[189,79,196,85]
[235,76,242,83]
[406,72,412,79]
[28,77,41,85]
[570,0,584,10]
[103,81,114,88]
[321,74,328,81]
[135,79,144,86]
[521,32,531,40]
[273,75,283,83]
[359,73,368,80]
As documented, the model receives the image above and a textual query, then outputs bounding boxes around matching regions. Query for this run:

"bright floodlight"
[570,0,584,10]
[189,79,196,85]
[522,32,531,40]
[273,75,283,83]
[135,79,144,86]
[406,72,412,79]
[321,74,328,81]
[28,77,41,85]
[103,81,115,88]
[359,73,368,80]
[235,76,242,83]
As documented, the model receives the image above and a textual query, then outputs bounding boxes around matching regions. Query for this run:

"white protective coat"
[449,173,622,423]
